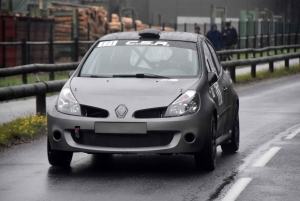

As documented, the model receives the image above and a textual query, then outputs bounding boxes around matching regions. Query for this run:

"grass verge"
[0,71,69,87]
[231,49,300,61]
[236,65,300,83]
[0,115,47,150]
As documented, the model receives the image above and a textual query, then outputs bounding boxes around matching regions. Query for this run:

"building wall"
[9,0,289,23]
[124,0,284,24]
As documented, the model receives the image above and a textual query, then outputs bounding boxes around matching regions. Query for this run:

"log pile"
[108,13,121,32]
[121,17,147,31]
[48,1,174,41]
[48,3,108,41]
[109,16,174,32]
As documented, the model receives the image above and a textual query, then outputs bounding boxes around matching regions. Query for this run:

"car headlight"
[165,90,200,117]
[57,88,81,116]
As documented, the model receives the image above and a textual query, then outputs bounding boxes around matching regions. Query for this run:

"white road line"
[252,147,281,167]
[285,128,300,140]
[221,178,252,201]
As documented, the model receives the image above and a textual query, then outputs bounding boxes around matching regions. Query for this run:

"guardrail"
[221,52,300,82]
[217,44,300,60]
[0,39,95,83]
[0,36,299,73]
[0,62,79,77]
[0,43,299,83]
[0,80,67,115]
[0,51,299,116]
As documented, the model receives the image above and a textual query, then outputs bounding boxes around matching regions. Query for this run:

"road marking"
[252,147,281,167]
[221,178,252,201]
[285,128,300,140]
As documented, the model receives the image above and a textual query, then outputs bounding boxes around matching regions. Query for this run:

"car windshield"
[80,40,200,78]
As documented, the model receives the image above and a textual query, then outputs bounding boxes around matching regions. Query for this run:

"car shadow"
[45,151,242,201]
[48,154,200,177]
[47,150,241,180]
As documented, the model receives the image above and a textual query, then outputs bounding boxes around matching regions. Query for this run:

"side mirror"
[208,72,218,85]
[69,70,75,78]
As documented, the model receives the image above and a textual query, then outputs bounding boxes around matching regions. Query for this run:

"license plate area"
[94,122,147,134]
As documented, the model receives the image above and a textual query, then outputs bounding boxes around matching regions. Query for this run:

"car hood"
[70,77,199,113]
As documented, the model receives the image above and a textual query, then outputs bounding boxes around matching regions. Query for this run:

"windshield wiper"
[141,73,170,79]
[82,75,112,78]
[113,73,170,79]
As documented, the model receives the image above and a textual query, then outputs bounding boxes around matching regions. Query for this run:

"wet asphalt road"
[0,95,57,125]
[1,74,300,201]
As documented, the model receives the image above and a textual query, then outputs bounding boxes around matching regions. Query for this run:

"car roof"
[100,31,205,43]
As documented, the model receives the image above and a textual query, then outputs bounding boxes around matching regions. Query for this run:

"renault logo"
[115,105,128,118]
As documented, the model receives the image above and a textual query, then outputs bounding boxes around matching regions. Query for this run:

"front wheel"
[221,103,240,152]
[47,138,73,167]
[194,116,217,171]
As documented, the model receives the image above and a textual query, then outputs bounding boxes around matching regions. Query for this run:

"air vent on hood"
[81,105,109,118]
[134,107,167,118]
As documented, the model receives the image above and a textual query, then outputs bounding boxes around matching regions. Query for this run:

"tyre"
[47,138,73,167]
[221,103,240,152]
[194,116,217,171]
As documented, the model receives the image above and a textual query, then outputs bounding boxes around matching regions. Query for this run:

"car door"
[203,41,229,137]
[205,42,232,135]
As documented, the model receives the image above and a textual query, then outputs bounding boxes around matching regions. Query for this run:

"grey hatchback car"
[47,29,240,171]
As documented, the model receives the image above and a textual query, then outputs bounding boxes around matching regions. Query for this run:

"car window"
[203,41,217,74]
[205,41,221,75]
[130,46,173,68]
[80,40,200,78]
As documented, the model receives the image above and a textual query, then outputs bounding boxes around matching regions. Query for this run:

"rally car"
[47,29,240,171]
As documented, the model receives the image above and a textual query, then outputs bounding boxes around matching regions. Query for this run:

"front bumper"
[47,103,211,154]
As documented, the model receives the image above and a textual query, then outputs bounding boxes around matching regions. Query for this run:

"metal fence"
[0,41,299,84]
[0,39,93,83]
[1,19,300,68]
[0,45,299,116]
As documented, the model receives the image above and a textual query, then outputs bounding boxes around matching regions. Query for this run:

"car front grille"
[81,105,109,118]
[134,107,167,118]
[70,130,175,148]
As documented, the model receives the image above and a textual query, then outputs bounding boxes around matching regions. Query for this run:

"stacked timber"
[48,2,108,41]
[108,13,121,32]
[121,18,147,31]
[45,1,175,61]
[110,16,174,32]
[49,1,174,40]
[151,26,175,32]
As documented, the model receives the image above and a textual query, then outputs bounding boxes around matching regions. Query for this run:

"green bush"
[0,115,47,147]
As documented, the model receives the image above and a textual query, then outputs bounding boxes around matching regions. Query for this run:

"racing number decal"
[98,40,118,47]
[211,82,223,105]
